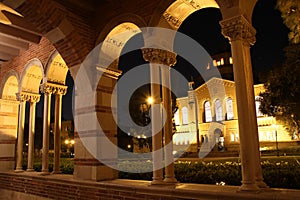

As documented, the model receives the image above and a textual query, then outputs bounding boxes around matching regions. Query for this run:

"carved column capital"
[40,82,67,95]
[142,48,177,67]
[16,92,40,103]
[220,15,256,45]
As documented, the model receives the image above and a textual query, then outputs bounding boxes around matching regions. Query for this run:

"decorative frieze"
[220,15,256,45]
[16,92,40,103]
[40,82,67,95]
[163,12,182,29]
[142,48,177,67]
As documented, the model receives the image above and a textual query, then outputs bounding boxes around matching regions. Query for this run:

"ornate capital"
[40,82,67,95]
[16,92,40,103]
[220,15,256,45]
[142,48,177,67]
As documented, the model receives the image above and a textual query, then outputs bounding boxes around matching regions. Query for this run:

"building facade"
[174,53,294,156]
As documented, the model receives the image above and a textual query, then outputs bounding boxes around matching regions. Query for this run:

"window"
[220,58,224,65]
[174,110,180,125]
[204,101,212,122]
[213,60,217,67]
[230,133,235,142]
[255,96,264,117]
[226,98,234,120]
[215,99,222,121]
[182,107,188,125]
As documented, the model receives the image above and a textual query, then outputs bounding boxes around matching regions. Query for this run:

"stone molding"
[16,92,40,103]
[96,65,122,80]
[40,82,67,95]
[142,48,177,67]
[220,15,256,45]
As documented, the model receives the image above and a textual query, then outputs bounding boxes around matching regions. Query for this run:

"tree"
[259,0,300,139]
[276,0,300,44]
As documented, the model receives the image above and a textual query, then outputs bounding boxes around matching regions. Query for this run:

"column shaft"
[150,63,164,185]
[15,101,26,172]
[161,66,177,183]
[53,93,62,173]
[27,101,36,171]
[41,92,51,175]
[243,46,268,188]
[231,40,259,191]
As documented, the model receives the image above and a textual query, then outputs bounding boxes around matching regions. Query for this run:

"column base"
[26,168,35,172]
[163,177,178,184]
[256,180,269,188]
[51,171,62,174]
[40,171,50,176]
[14,169,24,173]
[238,181,260,192]
[151,179,165,185]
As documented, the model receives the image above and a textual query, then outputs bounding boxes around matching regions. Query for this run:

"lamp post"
[273,124,279,157]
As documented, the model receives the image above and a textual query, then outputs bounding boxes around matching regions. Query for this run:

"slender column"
[27,101,37,171]
[142,48,164,185]
[53,93,63,174]
[40,83,52,175]
[161,63,177,184]
[15,100,26,172]
[220,15,266,191]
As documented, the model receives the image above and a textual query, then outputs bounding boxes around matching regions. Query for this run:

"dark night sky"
[35,0,289,121]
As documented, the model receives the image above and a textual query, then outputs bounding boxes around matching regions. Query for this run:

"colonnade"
[15,82,67,174]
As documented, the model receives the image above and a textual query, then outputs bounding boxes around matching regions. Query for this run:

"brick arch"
[12,0,94,67]
[0,70,20,100]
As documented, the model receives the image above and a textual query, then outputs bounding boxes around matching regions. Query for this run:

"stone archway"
[14,58,43,172]
[40,51,69,175]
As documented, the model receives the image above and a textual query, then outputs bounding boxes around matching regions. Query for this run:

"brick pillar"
[0,99,19,172]
[72,63,121,181]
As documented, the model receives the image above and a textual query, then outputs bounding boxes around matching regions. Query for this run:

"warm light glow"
[65,139,69,145]
[147,97,154,104]
[127,144,131,149]
[0,3,23,25]
[70,140,75,145]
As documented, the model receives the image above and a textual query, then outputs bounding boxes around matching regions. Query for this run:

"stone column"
[142,48,164,185]
[52,85,67,174]
[26,94,40,172]
[40,83,52,175]
[161,55,177,184]
[220,15,267,191]
[15,98,26,172]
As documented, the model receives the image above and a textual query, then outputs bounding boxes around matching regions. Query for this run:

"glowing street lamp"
[147,96,153,105]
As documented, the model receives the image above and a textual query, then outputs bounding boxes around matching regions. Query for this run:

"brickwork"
[1,172,300,200]
[0,37,55,84]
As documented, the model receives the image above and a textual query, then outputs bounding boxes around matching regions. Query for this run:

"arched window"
[255,96,264,117]
[215,99,222,121]
[204,101,212,122]
[182,107,188,125]
[174,109,180,125]
[226,98,234,120]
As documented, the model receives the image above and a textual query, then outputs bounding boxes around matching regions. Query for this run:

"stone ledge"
[0,172,299,200]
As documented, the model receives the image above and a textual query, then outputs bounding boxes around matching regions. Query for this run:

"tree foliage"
[259,0,300,138]
[259,43,300,138]
[276,0,300,44]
